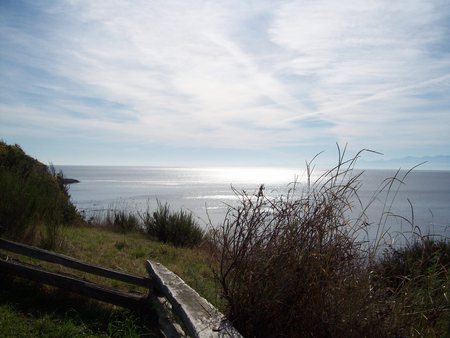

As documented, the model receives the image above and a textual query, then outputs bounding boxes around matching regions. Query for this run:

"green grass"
[0,275,159,337]
[0,224,218,337]
[2,142,448,337]
[59,225,218,307]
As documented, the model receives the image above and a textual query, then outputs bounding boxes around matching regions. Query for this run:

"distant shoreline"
[61,178,79,184]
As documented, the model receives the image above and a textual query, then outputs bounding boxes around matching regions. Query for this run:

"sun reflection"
[204,167,312,185]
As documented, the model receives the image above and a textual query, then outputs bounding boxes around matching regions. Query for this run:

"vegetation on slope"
[0,276,158,338]
[0,142,448,337]
[209,148,450,337]
[0,225,215,338]
[0,141,78,248]
[141,200,205,248]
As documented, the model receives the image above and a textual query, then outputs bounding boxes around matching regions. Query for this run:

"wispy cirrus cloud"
[0,0,449,165]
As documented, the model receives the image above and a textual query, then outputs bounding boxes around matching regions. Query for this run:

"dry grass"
[209,146,449,337]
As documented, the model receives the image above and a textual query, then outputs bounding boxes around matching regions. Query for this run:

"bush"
[371,238,450,337]
[142,201,204,248]
[376,238,450,287]
[210,150,381,337]
[209,148,449,338]
[105,210,140,233]
[0,141,79,248]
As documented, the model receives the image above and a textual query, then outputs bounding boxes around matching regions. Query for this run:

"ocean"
[57,166,450,242]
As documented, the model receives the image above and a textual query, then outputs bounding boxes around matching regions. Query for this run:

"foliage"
[0,141,79,248]
[105,209,140,234]
[371,237,450,337]
[81,200,204,246]
[376,238,450,286]
[142,201,204,248]
[209,147,450,338]
[210,148,378,337]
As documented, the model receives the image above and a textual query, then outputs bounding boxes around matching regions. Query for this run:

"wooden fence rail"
[0,238,242,337]
[0,238,150,287]
[0,258,146,310]
[147,260,243,338]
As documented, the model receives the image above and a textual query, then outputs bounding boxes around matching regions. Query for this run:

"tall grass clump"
[105,209,140,234]
[141,201,204,248]
[82,201,142,233]
[209,146,449,337]
[0,141,79,248]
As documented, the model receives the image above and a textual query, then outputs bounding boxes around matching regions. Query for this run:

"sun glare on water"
[204,167,310,185]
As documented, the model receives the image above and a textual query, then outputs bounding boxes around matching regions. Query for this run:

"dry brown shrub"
[210,147,391,337]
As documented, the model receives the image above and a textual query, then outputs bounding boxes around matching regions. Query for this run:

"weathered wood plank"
[0,238,150,287]
[150,294,187,338]
[0,258,148,310]
[146,260,243,338]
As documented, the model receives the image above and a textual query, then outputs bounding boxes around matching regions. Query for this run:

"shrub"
[371,238,450,337]
[376,238,450,287]
[105,210,140,233]
[210,149,382,337]
[142,201,204,248]
[209,147,449,337]
[141,201,171,242]
[0,141,79,248]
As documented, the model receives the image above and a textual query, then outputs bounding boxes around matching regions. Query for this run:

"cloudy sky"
[1,0,449,168]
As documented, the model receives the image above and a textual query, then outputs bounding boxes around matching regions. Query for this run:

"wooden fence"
[0,238,242,338]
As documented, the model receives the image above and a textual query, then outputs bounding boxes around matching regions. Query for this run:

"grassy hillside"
[0,141,217,337]
[1,142,448,337]
[0,225,215,337]
[0,141,79,248]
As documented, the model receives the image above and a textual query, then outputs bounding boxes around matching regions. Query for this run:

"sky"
[1,0,449,169]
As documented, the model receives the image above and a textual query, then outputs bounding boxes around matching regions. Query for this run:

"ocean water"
[57,166,450,241]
